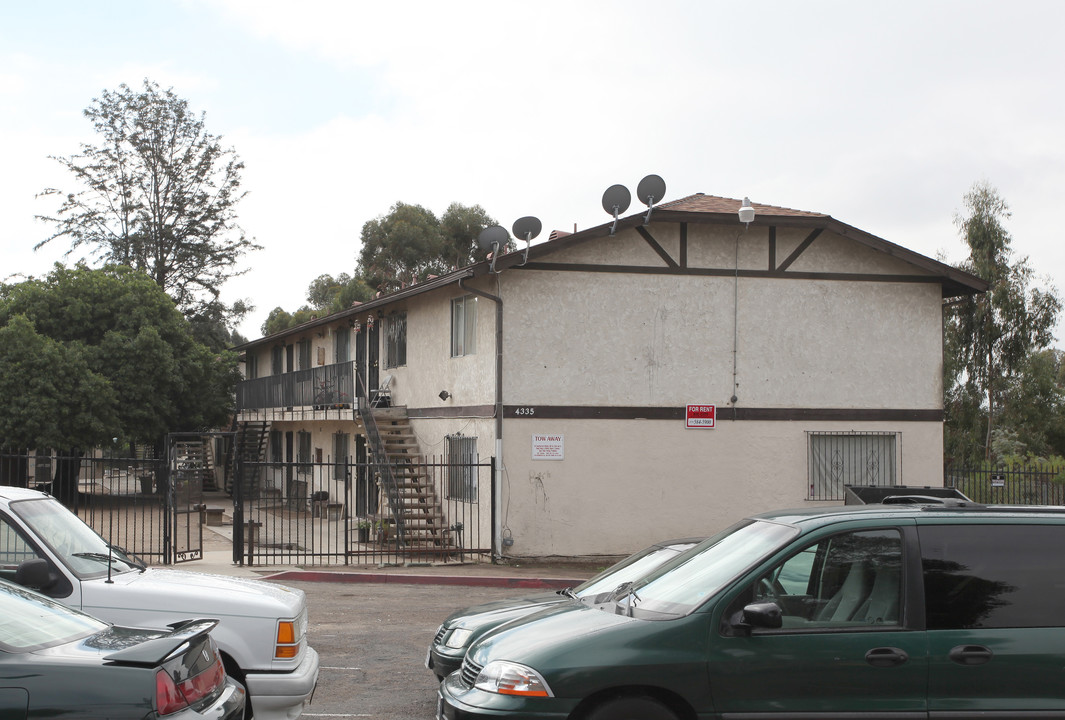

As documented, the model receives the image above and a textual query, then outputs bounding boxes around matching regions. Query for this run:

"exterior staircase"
[359,404,455,557]
[225,420,269,497]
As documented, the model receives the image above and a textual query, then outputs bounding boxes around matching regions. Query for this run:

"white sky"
[2,0,1063,344]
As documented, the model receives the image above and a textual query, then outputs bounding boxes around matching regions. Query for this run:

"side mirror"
[730,601,783,636]
[15,558,58,591]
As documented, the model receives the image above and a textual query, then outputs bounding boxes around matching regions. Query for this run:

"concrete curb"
[261,570,583,590]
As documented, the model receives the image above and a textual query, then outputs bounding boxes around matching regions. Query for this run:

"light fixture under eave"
[738,197,755,227]
[438,390,451,401]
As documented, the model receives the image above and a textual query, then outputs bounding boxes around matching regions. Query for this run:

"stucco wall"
[498,418,943,558]
[499,225,943,410]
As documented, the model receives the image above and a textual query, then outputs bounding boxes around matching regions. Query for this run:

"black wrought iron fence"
[234,456,492,567]
[945,464,1065,505]
[0,450,168,564]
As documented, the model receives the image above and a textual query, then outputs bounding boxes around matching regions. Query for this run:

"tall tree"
[0,264,241,502]
[357,201,497,293]
[36,79,260,324]
[944,182,1061,462]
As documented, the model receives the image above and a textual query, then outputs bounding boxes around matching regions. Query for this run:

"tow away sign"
[686,405,716,428]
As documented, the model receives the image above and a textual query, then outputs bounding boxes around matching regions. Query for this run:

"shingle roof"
[659,193,827,218]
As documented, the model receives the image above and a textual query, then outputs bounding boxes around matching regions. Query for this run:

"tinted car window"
[920,523,1065,630]
[727,528,903,631]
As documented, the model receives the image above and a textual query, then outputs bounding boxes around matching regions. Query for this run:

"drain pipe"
[459,277,503,560]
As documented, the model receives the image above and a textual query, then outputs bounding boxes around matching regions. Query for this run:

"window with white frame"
[385,312,407,368]
[451,295,477,357]
[808,431,899,501]
[446,434,478,502]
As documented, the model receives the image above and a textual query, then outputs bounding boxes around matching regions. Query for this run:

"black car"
[0,579,245,718]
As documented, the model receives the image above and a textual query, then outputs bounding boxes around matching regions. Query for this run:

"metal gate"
[165,432,237,564]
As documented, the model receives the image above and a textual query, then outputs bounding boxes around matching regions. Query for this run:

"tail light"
[155,655,226,716]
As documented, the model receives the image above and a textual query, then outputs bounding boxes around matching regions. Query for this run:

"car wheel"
[222,654,252,720]
[585,696,679,720]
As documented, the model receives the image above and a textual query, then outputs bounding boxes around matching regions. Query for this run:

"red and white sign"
[686,405,716,428]
[532,434,565,460]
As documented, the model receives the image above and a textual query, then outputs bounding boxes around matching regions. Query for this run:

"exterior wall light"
[738,197,755,226]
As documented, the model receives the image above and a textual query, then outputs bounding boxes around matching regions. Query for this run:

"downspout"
[459,277,504,560]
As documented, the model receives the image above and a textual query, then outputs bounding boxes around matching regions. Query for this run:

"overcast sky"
[2,0,1063,344]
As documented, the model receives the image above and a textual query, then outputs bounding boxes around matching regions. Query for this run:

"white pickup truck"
[0,485,318,720]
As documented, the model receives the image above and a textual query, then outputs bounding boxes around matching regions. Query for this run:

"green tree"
[35,79,260,325]
[0,264,241,501]
[944,182,1062,463]
[357,201,497,293]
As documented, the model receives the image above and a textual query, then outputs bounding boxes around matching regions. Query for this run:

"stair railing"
[355,373,408,547]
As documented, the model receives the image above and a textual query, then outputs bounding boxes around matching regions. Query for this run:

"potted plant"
[356,518,372,543]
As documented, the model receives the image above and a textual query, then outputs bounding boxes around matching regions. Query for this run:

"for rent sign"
[686,405,716,428]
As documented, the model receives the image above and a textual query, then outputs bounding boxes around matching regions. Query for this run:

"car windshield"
[574,542,700,601]
[618,519,798,618]
[0,580,107,652]
[11,497,142,578]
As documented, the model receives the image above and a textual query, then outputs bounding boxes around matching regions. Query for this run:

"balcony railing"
[237,361,360,412]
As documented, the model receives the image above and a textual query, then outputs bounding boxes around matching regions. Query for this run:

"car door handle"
[948,645,993,666]
[865,647,909,667]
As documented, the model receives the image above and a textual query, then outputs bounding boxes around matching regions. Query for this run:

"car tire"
[585,696,679,720]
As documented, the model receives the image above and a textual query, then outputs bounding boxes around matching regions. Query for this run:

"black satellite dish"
[512,216,541,266]
[602,184,631,236]
[637,174,666,224]
[477,225,510,273]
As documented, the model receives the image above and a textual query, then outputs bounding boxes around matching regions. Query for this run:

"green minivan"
[439,499,1065,719]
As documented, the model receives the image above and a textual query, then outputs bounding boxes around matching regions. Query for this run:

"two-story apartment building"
[233,193,986,561]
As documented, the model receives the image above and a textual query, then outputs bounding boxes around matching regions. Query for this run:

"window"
[335,327,350,363]
[268,430,281,464]
[385,312,407,368]
[271,346,284,375]
[727,528,903,632]
[920,524,1065,629]
[446,435,478,502]
[451,296,477,357]
[298,339,311,370]
[246,353,259,380]
[333,432,349,481]
[297,431,312,475]
[808,432,898,501]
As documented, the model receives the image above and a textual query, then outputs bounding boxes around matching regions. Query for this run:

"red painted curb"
[261,570,582,590]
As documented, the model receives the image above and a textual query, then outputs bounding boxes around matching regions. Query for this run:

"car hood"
[469,602,635,665]
[442,591,562,626]
[81,567,305,619]
[450,595,568,631]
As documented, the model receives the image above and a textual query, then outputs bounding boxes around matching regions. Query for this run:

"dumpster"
[844,485,972,505]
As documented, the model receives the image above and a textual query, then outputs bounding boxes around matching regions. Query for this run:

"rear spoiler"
[104,619,219,666]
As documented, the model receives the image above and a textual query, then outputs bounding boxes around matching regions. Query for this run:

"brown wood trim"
[405,405,496,418]
[501,405,943,422]
[680,222,688,268]
[768,226,776,271]
[517,261,948,287]
[634,226,679,269]
[777,228,823,272]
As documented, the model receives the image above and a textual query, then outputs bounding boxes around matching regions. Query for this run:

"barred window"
[446,435,478,502]
[808,432,899,501]
[451,295,477,357]
[385,312,407,368]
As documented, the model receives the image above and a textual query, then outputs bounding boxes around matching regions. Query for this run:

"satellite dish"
[601,184,631,236]
[637,174,666,224]
[477,225,510,273]
[512,216,541,266]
